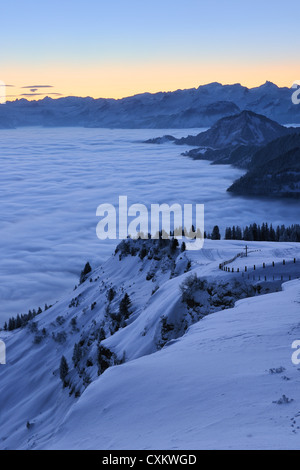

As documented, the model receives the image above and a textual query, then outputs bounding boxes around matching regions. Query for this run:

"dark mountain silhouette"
[174,110,291,148]
[147,111,297,168]
[228,134,300,198]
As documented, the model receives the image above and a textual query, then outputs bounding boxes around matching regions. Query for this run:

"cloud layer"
[0,127,298,323]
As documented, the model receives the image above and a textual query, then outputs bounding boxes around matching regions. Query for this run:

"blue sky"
[1,0,299,98]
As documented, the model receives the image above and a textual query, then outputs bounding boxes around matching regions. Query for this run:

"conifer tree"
[170,237,179,253]
[225,227,232,240]
[80,262,92,284]
[107,287,116,302]
[72,344,81,368]
[119,293,131,319]
[211,225,221,240]
[59,356,69,386]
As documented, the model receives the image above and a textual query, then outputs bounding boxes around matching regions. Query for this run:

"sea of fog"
[0,127,299,323]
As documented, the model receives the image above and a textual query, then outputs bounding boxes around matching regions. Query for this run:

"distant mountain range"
[0,81,299,129]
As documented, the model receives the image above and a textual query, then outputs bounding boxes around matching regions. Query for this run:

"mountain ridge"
[146,111,300,198]
[0,81,299,129]
[146,110,297,166]
[174,110,291,147]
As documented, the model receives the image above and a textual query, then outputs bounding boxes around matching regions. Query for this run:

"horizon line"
[3,80,295,104]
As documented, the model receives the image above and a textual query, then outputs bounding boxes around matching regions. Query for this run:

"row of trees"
[3,304,51,331]
[224,223,300,242]
[3,259,92,331]
[138,223,299,243]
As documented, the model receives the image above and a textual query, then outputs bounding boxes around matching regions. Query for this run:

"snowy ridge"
[174,110,291,148]
[1,81,299,129]
[0,239,299,449]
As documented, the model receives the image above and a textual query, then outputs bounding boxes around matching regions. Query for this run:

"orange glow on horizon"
[3,61,300,101]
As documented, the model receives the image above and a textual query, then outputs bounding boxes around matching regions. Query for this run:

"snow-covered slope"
[47,280,300,450]
[0,239,299,449]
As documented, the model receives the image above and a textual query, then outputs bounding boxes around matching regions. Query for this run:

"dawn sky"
[2,0,300,100]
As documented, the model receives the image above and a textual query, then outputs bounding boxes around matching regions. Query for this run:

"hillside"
[0,81,299,129]
[0,238,299,449]
[146,110,297,169]
[47,279,300,450]
[185,144,260,169]
[146,113,300,197]
[228,136,300,198]
[250,133,300,168]
[175,110,290,148]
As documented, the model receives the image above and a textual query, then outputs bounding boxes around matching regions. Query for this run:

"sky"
[1,0,300,100]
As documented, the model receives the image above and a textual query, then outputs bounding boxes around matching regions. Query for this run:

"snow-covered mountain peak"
[147,110,291,149]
